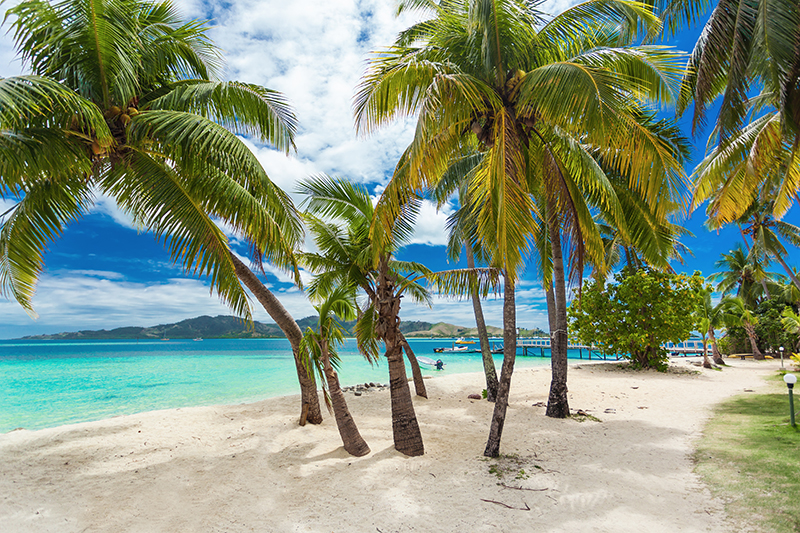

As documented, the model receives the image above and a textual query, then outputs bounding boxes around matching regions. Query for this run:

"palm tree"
[678,0,800,222]
[678,0,800,142]
[299,285,370,457]
[0,0,323,424]
[230,256,322,425]
[298,175,433,456]
[708,245,781,309]
[355,0,686,456]
[782,308,800,351]
[432,163,499,402]
[695,287,727,367]
[734,200,800,292]
[721,296,764,359]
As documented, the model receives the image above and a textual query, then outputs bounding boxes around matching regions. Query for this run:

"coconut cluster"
[90,103,140,157]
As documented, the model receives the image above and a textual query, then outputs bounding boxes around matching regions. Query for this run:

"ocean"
[0,338,596,433]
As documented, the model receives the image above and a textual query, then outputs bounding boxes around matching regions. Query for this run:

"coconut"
[127,107,139,116]
[120,114,131,126]
[91,140,105,155]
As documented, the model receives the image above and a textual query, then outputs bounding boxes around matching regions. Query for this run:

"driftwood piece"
[480,499,531,511]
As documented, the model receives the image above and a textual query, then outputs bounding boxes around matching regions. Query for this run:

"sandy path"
[0,358,780,532]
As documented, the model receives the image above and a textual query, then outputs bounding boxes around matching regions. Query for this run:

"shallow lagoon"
[0,337,595,432]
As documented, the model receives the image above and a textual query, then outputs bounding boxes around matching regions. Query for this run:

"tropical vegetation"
[354,0,690,456]
[299,286,370,456]
[570,269,705,370]
[0,0,325,425]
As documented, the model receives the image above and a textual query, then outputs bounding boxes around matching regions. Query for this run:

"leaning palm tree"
[721,296,764,360]
[1,0,323,423]
[678,0,800,143]
[299,285,370,457]
[355,0,686,455]
[734,199,800,292]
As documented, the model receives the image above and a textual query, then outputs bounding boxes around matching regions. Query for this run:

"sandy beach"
[0,358,781,532]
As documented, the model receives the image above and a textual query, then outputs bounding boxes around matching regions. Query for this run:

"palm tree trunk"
[230,253,323,425]
[545,212,569,419]
[400,332,427,398]
[708,327,725,365]
[321,346,370,457]
[744,322,764,360]
[701,334,712,368]
[466,245,498,402]
[377,257,424,456]
[774,254,800,291]
[484,272,517,457]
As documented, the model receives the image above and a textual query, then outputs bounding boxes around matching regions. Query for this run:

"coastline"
[0,358,781,532]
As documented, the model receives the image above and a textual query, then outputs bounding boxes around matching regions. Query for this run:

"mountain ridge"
[18,315,547,340]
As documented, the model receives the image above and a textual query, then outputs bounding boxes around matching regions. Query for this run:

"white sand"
[0,358,781,532]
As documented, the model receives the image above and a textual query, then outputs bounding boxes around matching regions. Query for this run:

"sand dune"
[0,358,780,532]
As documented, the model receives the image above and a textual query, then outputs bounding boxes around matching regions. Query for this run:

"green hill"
[19,315,546,340]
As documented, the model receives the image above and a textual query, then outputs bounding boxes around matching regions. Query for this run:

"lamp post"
[780,346,785,370]
[784,373,797,428]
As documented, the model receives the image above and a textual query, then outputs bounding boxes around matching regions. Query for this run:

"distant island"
[19,315,548,341]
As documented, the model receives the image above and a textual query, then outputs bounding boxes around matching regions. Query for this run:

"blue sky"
[0,0,798,339]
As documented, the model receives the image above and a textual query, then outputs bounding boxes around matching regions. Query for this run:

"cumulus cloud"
[0,269,318,337]
[0,0,590,336]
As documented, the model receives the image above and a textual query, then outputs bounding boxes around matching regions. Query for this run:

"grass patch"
[483,453,536,482]
[694,373,800,532]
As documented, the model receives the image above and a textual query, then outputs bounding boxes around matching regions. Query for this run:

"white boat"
[417,356,445,370]
[433,345,468,353]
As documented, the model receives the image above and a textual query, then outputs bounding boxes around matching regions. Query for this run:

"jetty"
[514,338,707,360]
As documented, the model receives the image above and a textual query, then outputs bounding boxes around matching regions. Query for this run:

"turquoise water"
[0,338,593,433]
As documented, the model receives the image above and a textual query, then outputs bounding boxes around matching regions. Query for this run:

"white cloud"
[89,192,139,230]
[0,269,319,336]
[409,200,453,246]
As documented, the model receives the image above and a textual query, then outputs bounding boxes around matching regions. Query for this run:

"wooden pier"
[513,338,707,360]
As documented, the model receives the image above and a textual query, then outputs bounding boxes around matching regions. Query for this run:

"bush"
[569,268,704,371]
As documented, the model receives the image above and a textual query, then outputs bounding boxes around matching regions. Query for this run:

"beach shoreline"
[0,358,782,532]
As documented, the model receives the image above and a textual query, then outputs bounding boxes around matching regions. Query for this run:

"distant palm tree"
[299,286,370,457]
[709,245,781,309]
[695,287,727,366]
[734,200,800,292]
[431,163,499,402]
[0,0,323,424]
[355,0,686,456]
[781,308,800,351]
[721,296,764,360]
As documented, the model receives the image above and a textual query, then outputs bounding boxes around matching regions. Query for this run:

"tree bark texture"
[321,342,370,457]
[466,245,498,402]
[230,253,323,424]
[400,333,427,398]
[484,273,517,457]
[708,328,725,365]
[545,207,569,419]
[776,254,800,291]
[701,337,712,368]
[376,258,424,456]
[744,323,765,360]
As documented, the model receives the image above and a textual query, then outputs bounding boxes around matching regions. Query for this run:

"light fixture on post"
[784,373,797,428]
[780,346,785,370]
